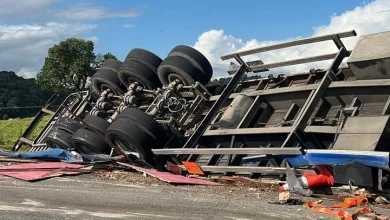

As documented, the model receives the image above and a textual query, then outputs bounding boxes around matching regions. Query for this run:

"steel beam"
[209,84,318,101]
[202,127,292,136]
[382,95,390,115]
[152,147,303,155]
[200,166,309,174]
[209,76,390,102]
[281,47,348,148]
[182,65,248,149]
[221,30,356,60]
[250,51,351,72]
[12,93,59,151]
[328,79,390,88]
[304,126,338,134]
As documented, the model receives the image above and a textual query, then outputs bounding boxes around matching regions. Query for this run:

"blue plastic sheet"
[0,148,120,163]
[241,150,390,170]
[285,151,390,170]
[14,148,83,163]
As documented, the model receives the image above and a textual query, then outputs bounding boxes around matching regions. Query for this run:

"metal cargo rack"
[12,91,93,152]
[153,30,364,177]
[12,29,390,185]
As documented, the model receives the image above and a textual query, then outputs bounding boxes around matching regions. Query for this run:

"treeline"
[0,71,68,119]
[0,37,117,120]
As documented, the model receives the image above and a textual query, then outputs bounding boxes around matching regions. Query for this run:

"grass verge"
[0,116,51,152]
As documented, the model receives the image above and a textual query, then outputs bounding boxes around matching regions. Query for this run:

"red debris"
[0,162,86,181]
[118,162,222,186]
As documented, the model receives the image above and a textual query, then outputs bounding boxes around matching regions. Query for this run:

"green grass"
[0,116,51,152]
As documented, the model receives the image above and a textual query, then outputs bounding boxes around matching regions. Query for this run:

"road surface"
[0,174,389,219]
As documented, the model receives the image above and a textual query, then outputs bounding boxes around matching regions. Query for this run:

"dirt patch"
[83,170,171,186]
[72,168,281,200]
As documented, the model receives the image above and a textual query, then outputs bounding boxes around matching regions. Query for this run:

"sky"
[1,0,390,79]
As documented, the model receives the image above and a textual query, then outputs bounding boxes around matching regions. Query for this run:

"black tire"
[157,56,207,86]
[168,45,213,81]
[118,59,162,89]
[71,128,111,154]
[100,59,122,72]
[89,90,100,103]
[54,117,83,135]
[43,128,74,150]
[105,118,163,164]
[82,115,110,135]
[117,107,165,141]
[92,68,125,95]
[125,48,163,73]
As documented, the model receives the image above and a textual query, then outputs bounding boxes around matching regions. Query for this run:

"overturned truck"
[13,30,390,189]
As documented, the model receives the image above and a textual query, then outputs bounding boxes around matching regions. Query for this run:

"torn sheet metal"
[241,150,390,170]
[285,165,313,197]
[0,162,86,181]
[118,162,222,186]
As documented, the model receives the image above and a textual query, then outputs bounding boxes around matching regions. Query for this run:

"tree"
[104,52,117,60]
[94,52,118,69]
[37,38,96,92]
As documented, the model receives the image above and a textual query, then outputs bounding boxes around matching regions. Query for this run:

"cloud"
[122,24,135,28]
[0,0,54,18]
[0,1,145,22]
[0,22,98,78]
[193,0,390,78]
[0,1,146,78]
[51,4,145,21]
[86,36,99,43]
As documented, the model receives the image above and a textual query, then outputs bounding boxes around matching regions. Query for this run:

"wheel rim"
[113,137,141,155]
[167,73,188,85]
[99,83,122,95]
[127,77,147,89]
[45,138,70,150]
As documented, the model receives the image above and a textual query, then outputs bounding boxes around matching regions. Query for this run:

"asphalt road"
[0,175,307,220]
[0,174,389,220]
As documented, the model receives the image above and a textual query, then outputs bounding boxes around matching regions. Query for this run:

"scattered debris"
[166,161,183,175]
[376,196,390,204]
[304,197,390,220]
[117,162,223,186]
[272,192,303,205]
[285,165,313,197]
[0,162,88,181]
[279,192,291,203]
[181,161,204,175]
[315,200,324,204]
[353,188,374,199]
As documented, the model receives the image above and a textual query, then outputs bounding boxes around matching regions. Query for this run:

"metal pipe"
[250,51,352,72]
[152,147,303,155]
[221,30,356,60]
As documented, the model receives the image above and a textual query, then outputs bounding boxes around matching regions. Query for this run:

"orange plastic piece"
[181,161,204,175]
[304,197,370,220]
[305,174,334,188]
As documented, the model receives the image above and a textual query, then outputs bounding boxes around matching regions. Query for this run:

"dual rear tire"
[157,45,213,86]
